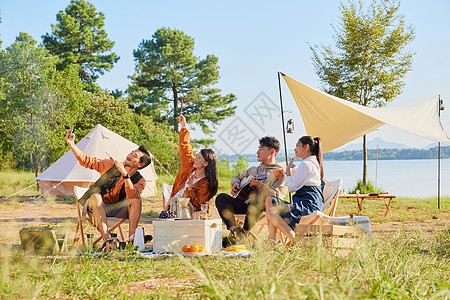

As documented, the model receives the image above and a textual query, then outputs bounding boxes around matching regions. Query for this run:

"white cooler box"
[329,216,371,233]
[153,219,222,253]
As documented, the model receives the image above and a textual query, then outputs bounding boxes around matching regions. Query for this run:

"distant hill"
[424,142,439,150]
[334,137,410,152]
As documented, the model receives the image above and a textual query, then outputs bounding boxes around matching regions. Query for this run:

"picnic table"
[339,193,396,217]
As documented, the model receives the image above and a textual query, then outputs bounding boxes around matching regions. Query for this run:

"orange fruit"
[198,246,205,252]
[190,244,199,252]
[181,245,191,252]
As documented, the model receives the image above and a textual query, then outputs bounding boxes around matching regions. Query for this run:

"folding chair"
[297,178,343,225]
[273,179,343,243]
[73,186,128,248]
[234,213,266,242]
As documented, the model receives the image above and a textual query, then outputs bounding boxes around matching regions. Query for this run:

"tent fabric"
[282,74,450,153]
[36,124,158,197]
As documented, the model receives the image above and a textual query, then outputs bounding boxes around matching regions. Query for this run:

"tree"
[310,0,414,186]
[233,155,249,174]
[42,0,119,85]
[0,33,86,176]
[127,27,237,136]
[75,91,180,174]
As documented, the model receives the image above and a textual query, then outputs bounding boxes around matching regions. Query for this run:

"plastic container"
[329,216,371,233]
[153,219,222,253]
[134,227,145,251]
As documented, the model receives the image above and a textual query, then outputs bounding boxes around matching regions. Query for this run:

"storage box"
[295,224,365,238]
[295,224,365,249]
[329,216,371,233]
[153,219,222,253]
[19,226,68,255]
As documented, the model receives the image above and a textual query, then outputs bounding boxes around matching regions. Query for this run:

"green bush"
[217,158,234,179]
[232,155,248,174]
[348,179,383,194]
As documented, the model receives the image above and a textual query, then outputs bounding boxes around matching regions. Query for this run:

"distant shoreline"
[225,157,450,164]
[218,146,450,162]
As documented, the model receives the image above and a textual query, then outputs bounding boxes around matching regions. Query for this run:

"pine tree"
[127,27,236,136]
[42,0,119,85]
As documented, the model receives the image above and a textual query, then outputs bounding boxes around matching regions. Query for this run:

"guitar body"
[233,173,268,201]
[234,184,257,201]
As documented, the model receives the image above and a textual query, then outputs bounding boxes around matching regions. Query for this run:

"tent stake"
[277,72,291,203]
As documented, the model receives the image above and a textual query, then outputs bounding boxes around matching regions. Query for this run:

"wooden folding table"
[339,193,396,217]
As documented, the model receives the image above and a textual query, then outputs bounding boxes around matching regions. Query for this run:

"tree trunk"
[34,149,41,191]
[363,134,368,189]
[172,84,178,132]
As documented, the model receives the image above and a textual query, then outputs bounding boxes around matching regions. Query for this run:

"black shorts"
[87,198,130,219]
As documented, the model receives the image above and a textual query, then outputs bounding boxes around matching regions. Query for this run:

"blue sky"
[1,0,450,154]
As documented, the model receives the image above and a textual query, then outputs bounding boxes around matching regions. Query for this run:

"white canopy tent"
[282,74,450,153]
[36,124,158,197]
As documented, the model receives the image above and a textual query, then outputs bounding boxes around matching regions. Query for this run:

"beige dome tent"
[36,124,158,197]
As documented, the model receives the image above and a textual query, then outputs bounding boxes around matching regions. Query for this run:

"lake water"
[247,159,450,198]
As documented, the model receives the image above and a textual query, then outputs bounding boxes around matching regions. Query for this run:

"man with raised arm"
[215,136,288,246]
[65,129,152,245]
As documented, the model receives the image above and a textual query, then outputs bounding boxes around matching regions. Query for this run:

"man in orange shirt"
[65,129,152,244]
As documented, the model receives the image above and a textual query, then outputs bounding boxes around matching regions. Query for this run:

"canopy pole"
[438,96,444,210]
[277,72,291,203]
[375,144,379,192]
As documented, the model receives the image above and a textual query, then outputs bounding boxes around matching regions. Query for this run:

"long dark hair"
[298,136,324,179]
[200,149,218,199]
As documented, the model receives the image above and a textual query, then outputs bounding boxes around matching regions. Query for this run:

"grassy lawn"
[1,229,449,298]
[0,170,38,197]
[0,170,449,298]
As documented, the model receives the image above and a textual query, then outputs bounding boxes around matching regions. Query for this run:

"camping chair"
[297,178,343,225]
[73,186,128,248]
[162,183,173,210]
[270,179,343,244]
[234,213,267,242]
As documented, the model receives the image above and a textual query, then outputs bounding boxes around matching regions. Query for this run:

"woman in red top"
[170,115,218,211]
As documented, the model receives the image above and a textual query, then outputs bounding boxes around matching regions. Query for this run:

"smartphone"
[69,129,74,137]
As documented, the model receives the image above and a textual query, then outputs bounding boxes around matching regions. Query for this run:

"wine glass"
[200,202,208,220]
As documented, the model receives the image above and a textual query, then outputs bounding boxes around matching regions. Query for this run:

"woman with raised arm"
[170,115,218,211]
[265,136,324,245]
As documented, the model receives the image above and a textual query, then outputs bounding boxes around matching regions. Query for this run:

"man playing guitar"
[216,136,288,247]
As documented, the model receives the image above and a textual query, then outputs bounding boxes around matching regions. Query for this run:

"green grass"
[337,196,450,222]
[0,170,37,197]
[1,169,450,297]
[1,229,449,298]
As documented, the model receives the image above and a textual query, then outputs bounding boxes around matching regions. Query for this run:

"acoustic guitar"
[233,173,268,201]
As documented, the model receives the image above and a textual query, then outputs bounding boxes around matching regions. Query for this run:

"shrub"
[348,179,383,194]
[232,155,248,174]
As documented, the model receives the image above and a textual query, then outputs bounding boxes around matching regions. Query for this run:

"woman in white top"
[265,136,324,245]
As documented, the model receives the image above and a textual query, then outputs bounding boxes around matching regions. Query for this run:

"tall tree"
[42,0,119,85]
[127,27,236,136]
[0,33,86,175]
[0,16,2,48]
[75,91,180,174]
[310,0,414,186]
